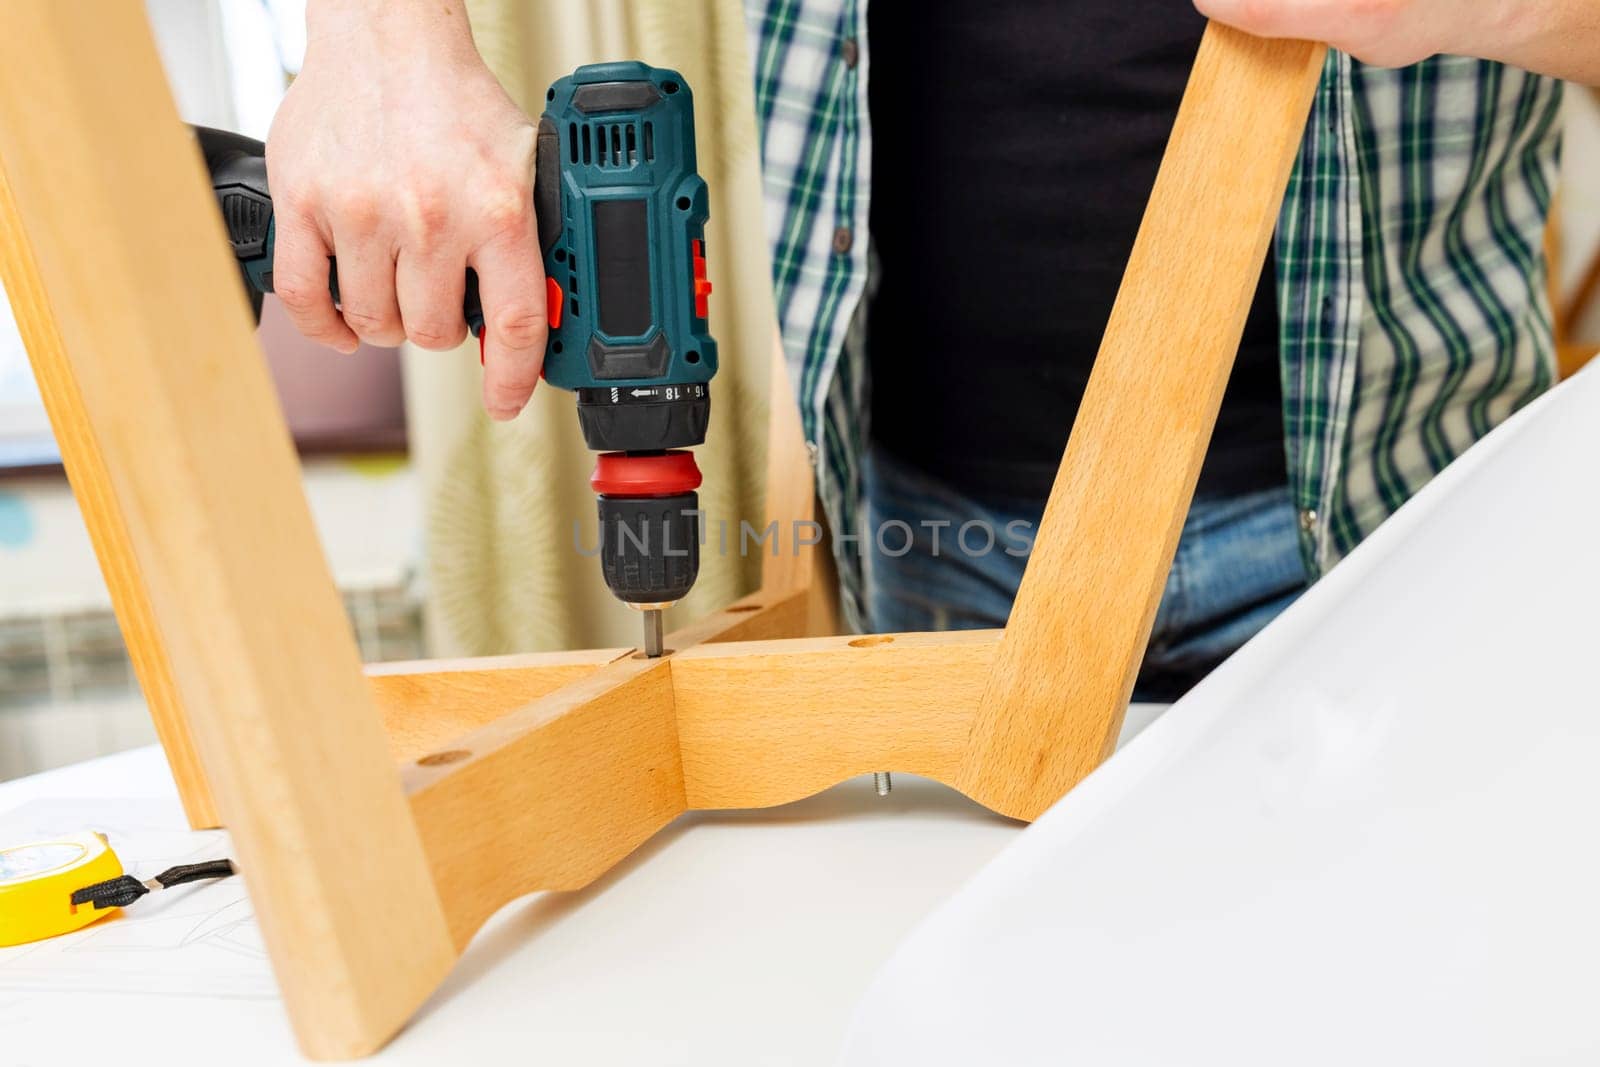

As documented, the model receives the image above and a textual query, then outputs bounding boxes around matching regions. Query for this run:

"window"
[0,0,402,470]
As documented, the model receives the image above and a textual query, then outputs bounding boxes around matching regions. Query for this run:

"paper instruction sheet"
[0,797,274,999]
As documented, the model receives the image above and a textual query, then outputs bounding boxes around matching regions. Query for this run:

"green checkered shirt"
[743,2,1564,629]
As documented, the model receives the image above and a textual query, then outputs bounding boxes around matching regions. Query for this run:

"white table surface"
[2,705,1166,1066]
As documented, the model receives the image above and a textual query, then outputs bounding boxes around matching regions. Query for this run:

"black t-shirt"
[865,1,1285,504]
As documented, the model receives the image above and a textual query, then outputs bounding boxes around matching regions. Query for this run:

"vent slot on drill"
[573,121,645,170]
[569,251,580,318]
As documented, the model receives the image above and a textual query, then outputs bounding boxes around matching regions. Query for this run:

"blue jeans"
[862,447,1309,701]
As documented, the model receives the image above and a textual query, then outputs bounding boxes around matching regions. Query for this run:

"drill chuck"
[591,451,702,607]
[595,492,700,605]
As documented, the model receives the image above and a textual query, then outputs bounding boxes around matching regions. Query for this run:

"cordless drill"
[198,62,717,656]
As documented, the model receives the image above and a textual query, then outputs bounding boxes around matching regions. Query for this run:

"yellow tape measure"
[0,831,126,946]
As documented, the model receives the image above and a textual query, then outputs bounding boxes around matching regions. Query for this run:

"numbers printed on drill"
[602,383,708,405]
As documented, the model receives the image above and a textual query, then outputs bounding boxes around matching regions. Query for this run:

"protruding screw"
[643,608,665,658]
[873,771,892,797]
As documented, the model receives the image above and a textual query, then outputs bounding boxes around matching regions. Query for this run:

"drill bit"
[643,608,665,658]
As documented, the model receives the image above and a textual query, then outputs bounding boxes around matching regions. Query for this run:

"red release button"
[545,275,564,330]
[691,239,711,319]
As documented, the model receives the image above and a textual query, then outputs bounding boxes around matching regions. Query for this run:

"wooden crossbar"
[0,0,1326,1056]
[398,624,1000,947]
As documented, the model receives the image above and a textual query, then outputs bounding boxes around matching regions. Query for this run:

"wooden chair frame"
[1551,96,1600,380]
[0,3,1325,1058]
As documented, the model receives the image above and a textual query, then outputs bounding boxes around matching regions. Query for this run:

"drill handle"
[196,124,560,336]
[195,125,277,322]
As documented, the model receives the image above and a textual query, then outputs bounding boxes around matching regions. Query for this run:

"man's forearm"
[305,0,478,61]
[1195,0,1600,85]
[1480,0,1600,84]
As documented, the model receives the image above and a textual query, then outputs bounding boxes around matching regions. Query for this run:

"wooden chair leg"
[0,3,454,1057]
[1548,147,1600,379]
[0,108,220,831]
[760,326,841,635]
[958,27,1329,820]
[1562,252,1600,377]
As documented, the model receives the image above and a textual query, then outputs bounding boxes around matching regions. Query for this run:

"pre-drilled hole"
[418,749,471,766]
[632,650,676,660]
[727,604,761,613]
[849,636,895,648]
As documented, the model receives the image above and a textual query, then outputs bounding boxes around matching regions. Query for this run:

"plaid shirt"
[742,2,1564,629]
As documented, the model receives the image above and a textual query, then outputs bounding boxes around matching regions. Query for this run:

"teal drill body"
[502,60,718,455]
[537,63,716,394]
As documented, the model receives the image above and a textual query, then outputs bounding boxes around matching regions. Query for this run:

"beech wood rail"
[0,0,1326,1057]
